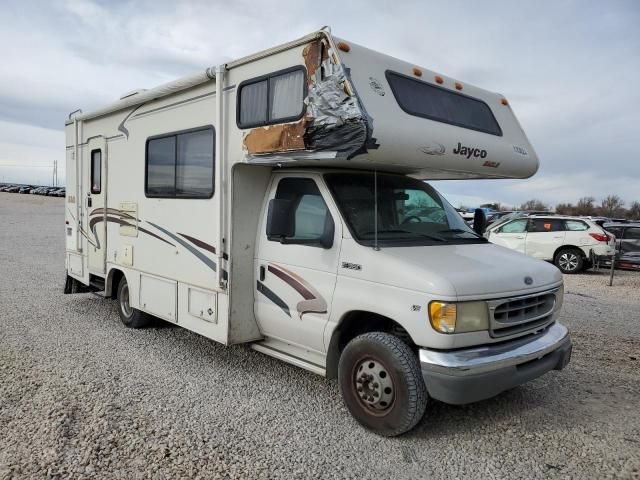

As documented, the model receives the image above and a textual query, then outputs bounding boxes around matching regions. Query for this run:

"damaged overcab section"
[242,35,377,162]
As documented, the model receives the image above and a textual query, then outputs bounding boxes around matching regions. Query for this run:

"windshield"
[324,172,485,246]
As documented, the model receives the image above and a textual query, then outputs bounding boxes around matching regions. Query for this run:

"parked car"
[486,215,614,273]
[599,223,640,270]
[18,186,32,194]
[5,186,20,193]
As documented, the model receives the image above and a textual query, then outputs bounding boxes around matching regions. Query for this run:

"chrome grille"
[488,290,558,338]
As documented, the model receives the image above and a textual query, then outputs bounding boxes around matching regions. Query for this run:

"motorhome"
[64,28,571,436]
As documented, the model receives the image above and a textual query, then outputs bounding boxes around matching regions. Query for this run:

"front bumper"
[419,323,572,405]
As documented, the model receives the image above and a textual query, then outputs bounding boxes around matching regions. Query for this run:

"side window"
[268,178,334,246]
[564,220,589,231]
[625,228,640,240]
[145,127,214,198]
[238,67,305,128]
[606,227,622,238]
[529,218,562,232]
[499,219,527,233]
[90,150,101,194]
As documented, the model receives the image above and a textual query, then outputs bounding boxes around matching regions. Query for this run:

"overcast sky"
[1,0,638,208]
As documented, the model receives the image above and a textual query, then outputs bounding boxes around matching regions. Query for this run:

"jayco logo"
[452,142,487,159]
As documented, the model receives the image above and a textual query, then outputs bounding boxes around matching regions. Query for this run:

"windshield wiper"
[361,229,446,242]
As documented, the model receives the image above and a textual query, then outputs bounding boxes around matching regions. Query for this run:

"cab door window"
[267,178,334,248]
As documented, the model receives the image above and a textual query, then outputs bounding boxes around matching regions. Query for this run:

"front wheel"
[117,276,151,328]
[338,332,427,436]
[555,248,584,274]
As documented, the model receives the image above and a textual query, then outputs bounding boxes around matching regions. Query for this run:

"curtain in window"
[239,81,268,125]
[270,70,304,120]
[176,130,214,196]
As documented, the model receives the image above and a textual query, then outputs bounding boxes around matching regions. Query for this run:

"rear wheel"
[338,332,427,436]
[555,248,584,274]
[117,276,151,328]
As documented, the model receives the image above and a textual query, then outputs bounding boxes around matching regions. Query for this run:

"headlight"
[429,301,489,334]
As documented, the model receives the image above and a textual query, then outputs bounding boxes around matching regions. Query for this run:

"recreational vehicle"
[64,28,571,436]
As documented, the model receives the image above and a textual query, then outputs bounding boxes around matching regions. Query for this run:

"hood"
[341,241,562,300]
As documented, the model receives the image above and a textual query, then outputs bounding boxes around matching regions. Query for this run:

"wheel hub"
[120,284,133,317]
[354,359,394,410]
[559,253,578,271]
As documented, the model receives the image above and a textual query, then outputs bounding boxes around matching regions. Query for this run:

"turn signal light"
[336,42,350,52]
[454,82,463,90]
[434,75,444,84]
[501,98,509,106]
[412,67,423,77]
[429,302,456,333]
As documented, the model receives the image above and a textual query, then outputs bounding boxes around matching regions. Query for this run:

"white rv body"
[64,29,570,436]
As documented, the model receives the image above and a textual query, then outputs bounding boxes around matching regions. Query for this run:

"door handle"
[259,265,266,281]
[515,236,524,239]
[87,196,92,208]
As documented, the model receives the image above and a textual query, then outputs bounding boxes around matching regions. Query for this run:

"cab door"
[86,137,107,274]
[489,218,528,253]
[254,174,341,355]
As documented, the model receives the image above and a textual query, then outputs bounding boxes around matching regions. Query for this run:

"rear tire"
[338,332,427,437]
[116,276,151,328]
[555,248,584,274]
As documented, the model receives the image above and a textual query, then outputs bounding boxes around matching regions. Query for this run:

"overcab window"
[386,71,502,136]
[237,67,306,128]
[145,126,214,198]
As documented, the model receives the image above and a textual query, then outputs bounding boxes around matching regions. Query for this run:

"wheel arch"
[105,267,125,299]
[326,310,416,379]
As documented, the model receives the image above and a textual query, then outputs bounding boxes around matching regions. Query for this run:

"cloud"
[0,0,638,203]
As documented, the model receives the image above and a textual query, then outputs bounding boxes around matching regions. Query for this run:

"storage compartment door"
[139,274,177,323]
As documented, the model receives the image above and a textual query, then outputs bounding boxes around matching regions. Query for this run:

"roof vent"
[119,89,148,100]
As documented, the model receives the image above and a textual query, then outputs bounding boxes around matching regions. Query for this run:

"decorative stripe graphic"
[257,280,290,317]
[268,265,314,300]
[147,221,217,272]
[118,104,145,139]
[178,233,216,254]
[178,233,229,260]
[84,209,219,272]
[68,207,97,248]
[264,264,328,318]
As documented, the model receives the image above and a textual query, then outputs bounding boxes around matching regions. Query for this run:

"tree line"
[469,195,640,220]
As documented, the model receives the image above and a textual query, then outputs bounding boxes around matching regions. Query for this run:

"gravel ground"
[1,192,639,479]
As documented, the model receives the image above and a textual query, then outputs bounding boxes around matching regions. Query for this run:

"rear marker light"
[434,75,444,84]
[501,98,509,106]
[589,233,609,242]
[412,68,423,77]
[455,82,463,90]
[336,42,350,53]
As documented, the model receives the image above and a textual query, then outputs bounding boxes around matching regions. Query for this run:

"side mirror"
[473,208,487,236]
[266,199,294,240]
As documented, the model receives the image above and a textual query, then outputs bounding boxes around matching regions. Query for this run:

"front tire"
[555,248,584,274]
[338,332,427,437]
[117,276,151,328]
